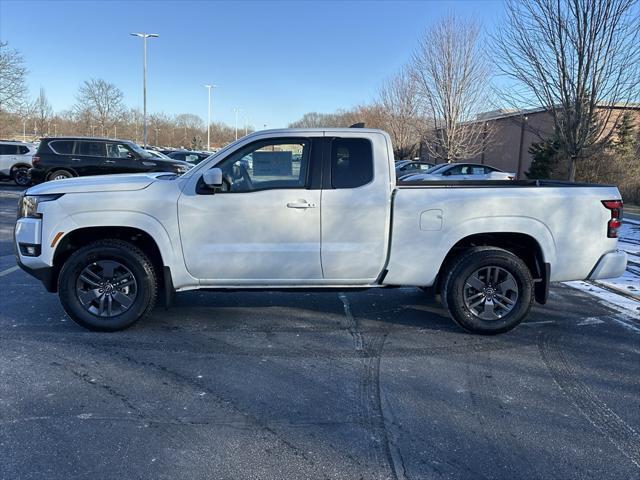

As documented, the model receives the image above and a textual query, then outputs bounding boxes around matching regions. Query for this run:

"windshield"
[127,142,153,159]
[425,164,449,174]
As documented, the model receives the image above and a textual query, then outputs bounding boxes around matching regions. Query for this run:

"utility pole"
[234,108,241,140]
[130,32,159,147]
[204,84,216,150]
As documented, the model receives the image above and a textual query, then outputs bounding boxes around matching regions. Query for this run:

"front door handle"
[287,201,317,209]
[104,160,116,164]
[71,158,82,162]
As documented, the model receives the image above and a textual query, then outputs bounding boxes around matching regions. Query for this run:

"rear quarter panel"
[384,185,621,286]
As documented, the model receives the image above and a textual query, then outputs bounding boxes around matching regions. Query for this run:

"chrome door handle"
[71,158,82,162]
[287,201,317,209]
[104,160,116,164]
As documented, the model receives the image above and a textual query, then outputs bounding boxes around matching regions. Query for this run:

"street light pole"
[204,84,217,150]
[131,32,159,147]
[234,108,241,140]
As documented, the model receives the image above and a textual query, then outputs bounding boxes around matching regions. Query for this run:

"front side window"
[217,139,309,192]
[106,143,134,159]
[77,141,106,157]
[330,138,373,189]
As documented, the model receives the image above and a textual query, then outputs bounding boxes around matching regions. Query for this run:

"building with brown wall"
[421,105,640,178]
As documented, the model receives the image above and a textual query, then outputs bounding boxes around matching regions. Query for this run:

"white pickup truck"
[15,128,627,334]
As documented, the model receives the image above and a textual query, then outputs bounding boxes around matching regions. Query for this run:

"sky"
[0,0,504,128]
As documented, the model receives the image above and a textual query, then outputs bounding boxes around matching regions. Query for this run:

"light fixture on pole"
[204,84,217,150]
[130,32,159,147]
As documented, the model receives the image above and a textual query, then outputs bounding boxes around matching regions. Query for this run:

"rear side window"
[77,141,106,157]
[330,138,373,189]
[18,146,30,155]
[49,140,74,155]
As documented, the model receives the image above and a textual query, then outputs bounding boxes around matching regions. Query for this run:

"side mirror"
[202,168,223,188]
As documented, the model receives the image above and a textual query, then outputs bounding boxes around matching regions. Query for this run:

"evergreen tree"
[526,138,559,179]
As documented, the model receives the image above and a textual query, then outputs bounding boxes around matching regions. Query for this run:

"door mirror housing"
[203,168,223,188]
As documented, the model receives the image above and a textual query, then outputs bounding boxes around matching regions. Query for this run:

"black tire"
[11,166,31,186]
[48,169,74,181]
[58,239,158,331]
[442,247,533,335]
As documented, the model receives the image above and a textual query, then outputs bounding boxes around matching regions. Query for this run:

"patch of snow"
[566,280,640,318]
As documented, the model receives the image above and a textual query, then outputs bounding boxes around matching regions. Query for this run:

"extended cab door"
[178,137,323,283]
[319,133,392,283]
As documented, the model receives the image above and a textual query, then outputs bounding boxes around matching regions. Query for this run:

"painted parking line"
[0,265,19,277]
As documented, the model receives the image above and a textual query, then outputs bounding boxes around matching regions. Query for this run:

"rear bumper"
[28,167,47,184]
[589,250,628,280]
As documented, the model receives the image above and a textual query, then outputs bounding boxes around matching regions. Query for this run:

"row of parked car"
[0,137,215,186]
[2,136,515,187]
[395,159,516,181]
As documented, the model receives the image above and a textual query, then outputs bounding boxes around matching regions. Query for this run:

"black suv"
[30,137,192,183]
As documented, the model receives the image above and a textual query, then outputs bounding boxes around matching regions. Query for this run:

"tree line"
[0,58,252,149]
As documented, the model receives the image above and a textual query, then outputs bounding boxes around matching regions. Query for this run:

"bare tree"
[32,88,53,135]
[411,15,494,162]
[495,0,640,180]
[0,41,28,113]
[378,67,423,159]
[74,79,125,136]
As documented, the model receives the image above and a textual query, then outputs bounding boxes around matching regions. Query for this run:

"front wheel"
[442,248,534,335]
[58,240,158,331]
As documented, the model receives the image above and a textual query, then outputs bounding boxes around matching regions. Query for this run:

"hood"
[26,172,172,195]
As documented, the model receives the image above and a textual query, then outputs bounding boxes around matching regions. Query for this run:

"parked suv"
[30,137,192,183]
[0,140,37,186]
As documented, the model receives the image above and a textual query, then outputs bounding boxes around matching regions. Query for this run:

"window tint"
[330,138,373,189]
[0,144,18,155]
[77,141,106,157]
[470,166,485,175]
[18,146,30,155]
[217,139,309,192]
[49,140,74,155]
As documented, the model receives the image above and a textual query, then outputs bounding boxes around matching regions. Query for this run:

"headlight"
[18,194,63,219]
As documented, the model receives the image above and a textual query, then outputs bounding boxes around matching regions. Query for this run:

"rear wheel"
[11,166,30,186]
[442,248,533,334]
[48,169,74,181]
[58,240,157,331]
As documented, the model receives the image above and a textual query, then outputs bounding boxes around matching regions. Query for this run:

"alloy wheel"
[76,260,138,317]
[463,266,519,320]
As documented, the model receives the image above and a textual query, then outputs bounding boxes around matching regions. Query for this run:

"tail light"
[602,200,623,238]
[31,156,40,167]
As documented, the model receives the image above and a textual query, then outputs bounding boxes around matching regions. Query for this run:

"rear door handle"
[104,160,116,164]
[71,158,82,162]
[287,201,317,209]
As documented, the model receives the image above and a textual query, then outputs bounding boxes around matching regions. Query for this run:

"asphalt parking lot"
[1,182,639,480]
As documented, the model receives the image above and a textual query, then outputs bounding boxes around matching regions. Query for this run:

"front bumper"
[14,216,57,291]
[16,255,56,292]
[588,250,628,280]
